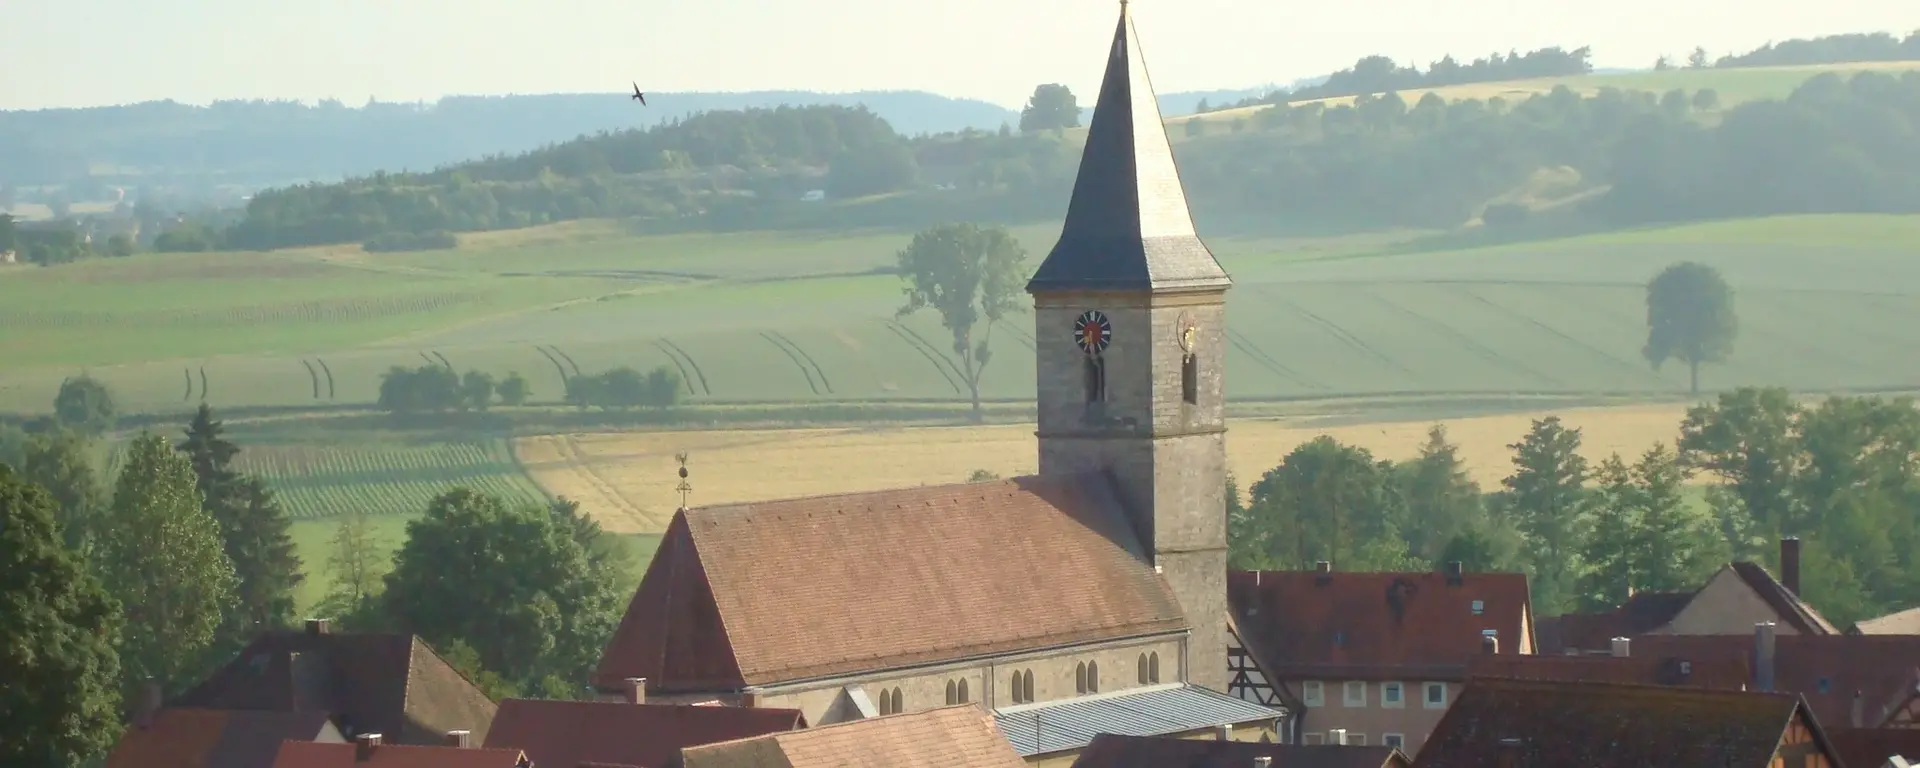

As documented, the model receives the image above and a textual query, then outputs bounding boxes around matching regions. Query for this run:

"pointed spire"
[1026,2,1230,294]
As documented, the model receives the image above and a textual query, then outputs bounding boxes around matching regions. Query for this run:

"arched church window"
[1083,354,1106,403]
[1149,652,1161,683]
[958,678,970,703]
[1022,670,1036,703]
[878,687,893,715]
[1011,671,1025,703]
[889,688,903,715]
[1138,654,1149,684]
[1087,660,1100,693]
[946,680,958,705]
[1076,662,1088,694]
[1182,354,1198,404]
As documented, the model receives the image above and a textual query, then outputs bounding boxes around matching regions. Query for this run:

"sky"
[3,0,1914,111]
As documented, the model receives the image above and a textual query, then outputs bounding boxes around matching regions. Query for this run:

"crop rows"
[0,291,479,330]
[234,439,545,520]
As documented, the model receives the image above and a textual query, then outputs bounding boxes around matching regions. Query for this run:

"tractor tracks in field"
[884,321,965,396]
[1349,286,1566,389]
[1226,328,1328,391]
[542,434,660,531]
[1450,285,1660,383]
[760,331,834,395]
[655,338,712,395]
[1257,286,1418,378]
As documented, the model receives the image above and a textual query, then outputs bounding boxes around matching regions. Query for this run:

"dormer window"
[1471,600,1485,615]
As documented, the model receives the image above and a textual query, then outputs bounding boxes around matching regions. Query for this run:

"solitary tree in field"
[1019,84,1080,132]
[895,223,1028,423]
[1644,261,1737,394]
[54,374,116,435]
[0,465,125,766]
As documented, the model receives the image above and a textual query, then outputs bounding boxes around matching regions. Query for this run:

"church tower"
[1027,1,1233,693]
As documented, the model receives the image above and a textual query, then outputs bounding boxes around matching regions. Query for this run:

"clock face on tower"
[1177,312,1197,354]
[1074,310,1112,354]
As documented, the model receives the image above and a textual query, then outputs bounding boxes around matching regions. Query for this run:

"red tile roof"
[1069,733,1410,768]
[1536,591,1692,654]
[1466,652,1749,690]
[1826,728,1920,768]
[1227,569,1532,680]
[1855,605,1920,635]
[1621,635,1920,731]
[1413,678,1829,768]
[106,708,335,768]
[674,705,1026,768]
[172,628,497,745]
[270,741,528,768]
[595,475,1187,691]
[482,699,804,768]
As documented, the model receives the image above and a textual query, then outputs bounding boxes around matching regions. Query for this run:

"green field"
[230,439,546,519]
[7,214,1920,416]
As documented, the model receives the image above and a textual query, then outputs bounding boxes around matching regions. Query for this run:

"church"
[591,2,1280,761]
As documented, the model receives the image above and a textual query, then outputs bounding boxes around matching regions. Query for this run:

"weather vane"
[674,451,692,510]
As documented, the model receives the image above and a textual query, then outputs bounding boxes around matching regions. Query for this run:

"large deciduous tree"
[1019,84,1081,132]
[1246,436,1409,570]
[0,465,124,767]
[93,433,236,693]
[1677,386,1801,550]
[382,489,620,690]
[19,428,104,553]
[54,374,116,435]
[895,223,1027,423]
[1644,261,1737,394]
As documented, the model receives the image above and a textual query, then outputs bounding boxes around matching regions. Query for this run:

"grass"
[1180,61,1920,124]
[230,438,546,520]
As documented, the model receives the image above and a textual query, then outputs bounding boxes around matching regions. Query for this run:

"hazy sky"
[4,0,1913,111]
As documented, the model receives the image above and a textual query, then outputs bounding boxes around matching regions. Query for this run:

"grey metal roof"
[993,684,1286,756]
[1026,4,1231,294]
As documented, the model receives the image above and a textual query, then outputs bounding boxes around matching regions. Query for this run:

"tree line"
[2,382,631,764]
[372,362,681,419]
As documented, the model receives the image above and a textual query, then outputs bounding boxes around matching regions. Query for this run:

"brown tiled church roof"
[482,699,804,768]
[673,705,1026,768]
[1228,569,1532,680]
[594,474,1185,692]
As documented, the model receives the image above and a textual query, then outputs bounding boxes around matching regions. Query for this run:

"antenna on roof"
[674,451,692,511]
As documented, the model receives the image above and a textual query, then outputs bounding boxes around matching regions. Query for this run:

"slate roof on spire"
[1026,3,1230,294]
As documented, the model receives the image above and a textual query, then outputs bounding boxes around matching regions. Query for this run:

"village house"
[1538,538,1836,655]
[1855,605,1920,635]
[1623,628,1920,731]
[1224,565,1533,754]
[167,619,498,746]
[590,2,1283,764]
[1412,678,1843,767]
[672,705,1028,768]
[1827,729,1920,768]
[105,707,344,768]
[1069,732,1411,768]
[1465,636,1749,690]
[270,735,529,768]
[481,694,806,767]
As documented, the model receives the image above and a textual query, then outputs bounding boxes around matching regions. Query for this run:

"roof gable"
[1726,562,1838,635]
[1414,678,1812,767]
[1070,733,1407,768]
[1025,2,1228,293]
[678,705,1027,768]
[1228,569,1532,678]
[482,699,804,768]
[599,474,1185,688]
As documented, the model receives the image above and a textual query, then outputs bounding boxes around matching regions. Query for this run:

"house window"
[1383,682,1404,708]
[1424,682,1447,709]
[1302,681,1324,707]
[1303,733,1324,745]
[1182,355,1198,404]
[1087,660,1099,693]
[1149,652,1160,683]
[1818,677,1832,694]
[1471,600,1485,615]
[1076,662,1089,694]
[1084,355,1106,403]
[1384,734,1404,749]
[1344,681,1367,707]
[1347,733,1367,746]
[958,679,969,703]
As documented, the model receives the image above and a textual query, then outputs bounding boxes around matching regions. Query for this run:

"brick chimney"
[355,733,382,762]
[1328,729,1346,746]
[1444,561,1464,586]
[133,677,162,729]
[1215,724,1234,741]
[1611,637,1631,658]
[626,677,647,704]
[306,618,331,636]
[1754,622,1777,692]
[1780,538,1802,596]
[741,690,761,708]
[444,730,471,748]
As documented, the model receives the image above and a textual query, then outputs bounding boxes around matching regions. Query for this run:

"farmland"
[229,439,546,520]
[511,404,1694,534]
[1177,61,1920,125]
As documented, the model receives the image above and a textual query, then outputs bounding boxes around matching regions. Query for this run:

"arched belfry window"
[889,688,903,715]
[958,678,969,703]
[1076,662,1089,694]
[1138,654,1150,684]
[1149,652,1161,683]
[1182,354,1198,404]
[1084,354,1106,403]
[1087,660,1100,693]
[1022,670,1036,703]
[946,680,958,705]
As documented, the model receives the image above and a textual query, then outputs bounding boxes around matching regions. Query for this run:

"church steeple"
[1025,1,1231,294]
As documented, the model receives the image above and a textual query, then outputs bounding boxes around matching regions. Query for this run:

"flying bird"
[630,83,647,105]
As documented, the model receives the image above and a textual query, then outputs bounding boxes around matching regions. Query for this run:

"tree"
[894,223,1028,422]
[0,465,124,767]
[316,508,388,625]
[1691,88,1721,110]
[0,213,16,254]
[1579,454,1639,610]
[1644,261,1737,394]
[1246,437,1405,569]
[382,489,621,688]
[1019,84,1081,132]
[1654,55,1674,71]
[1503,416,1590,614]
[1629,442,1722,593]
[495,371,531,406]
[1396,425,1486,561]
[92,433,236,692]
[1688,47,1710,68]
[460,370,496,412]
[642,366,682,408]
[1677,387,1801,549]
[210,477,304,640]
[176,403,239,499]
[106,233,136,257]
[54,374,116,435]
[824,142,918,199]
[19,429,104,552]
[967,469,1001,483]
